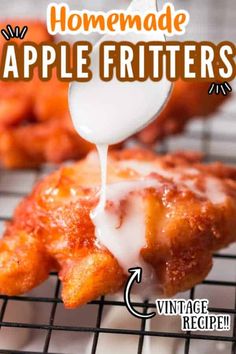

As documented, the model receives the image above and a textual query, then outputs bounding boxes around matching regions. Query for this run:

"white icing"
[93,194,146,270]
[94,144,108,214]
[204,177,227,205]
[68,0,226,304]
[119,160,227,205]
[119,160,180,179]
[84,151,227,282]
[69,0,171,146]
[119,159,199,179]
[180,177,226,205]
[91,179,159,295]
[68,0,172,281]
[119,160,161,176]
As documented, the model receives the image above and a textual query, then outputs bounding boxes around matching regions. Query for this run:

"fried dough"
[0,149,235,307]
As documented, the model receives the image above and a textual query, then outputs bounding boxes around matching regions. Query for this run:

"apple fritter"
[0,21,92,168]
[0,149,235,308]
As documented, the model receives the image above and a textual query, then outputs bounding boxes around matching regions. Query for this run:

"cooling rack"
[0,0,235,352]
[0,89,236,354]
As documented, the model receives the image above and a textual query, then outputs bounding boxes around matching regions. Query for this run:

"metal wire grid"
[0,93,235,354]
[0,268,235,354]
[0,0,234,351]
[0,126,235,353]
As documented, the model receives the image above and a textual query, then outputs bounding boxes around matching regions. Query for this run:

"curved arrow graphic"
[124,267,156,319]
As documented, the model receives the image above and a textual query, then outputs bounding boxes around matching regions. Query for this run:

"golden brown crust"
[0,21,92,168]
[0,148,236,307]
[0,229,52,295]
[0,115,92,168]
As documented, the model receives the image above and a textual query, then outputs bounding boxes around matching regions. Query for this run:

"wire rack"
[0,0,235,352]
[0,89,235,354]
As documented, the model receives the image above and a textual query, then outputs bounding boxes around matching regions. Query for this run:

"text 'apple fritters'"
[0,20,228,168]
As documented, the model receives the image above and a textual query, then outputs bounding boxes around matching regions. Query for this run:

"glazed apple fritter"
[0,21,229,168]
[0,149,236,308]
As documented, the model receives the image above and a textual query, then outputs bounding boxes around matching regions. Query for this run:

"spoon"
[69,0,172,146]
